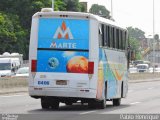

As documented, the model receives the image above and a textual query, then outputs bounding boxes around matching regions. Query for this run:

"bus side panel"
[29,16,39,87]
[104,49,128,99]
[97,48,128,99]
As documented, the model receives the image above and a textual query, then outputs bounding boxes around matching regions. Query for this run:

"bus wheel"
[51,100,59,109]
[41,98,50,109]
[88,101,96,109]
[113,98,121,106]
[65,102,73,106]
[98,98,106,109]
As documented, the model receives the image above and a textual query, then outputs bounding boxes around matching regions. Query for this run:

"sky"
[80,0,160,37]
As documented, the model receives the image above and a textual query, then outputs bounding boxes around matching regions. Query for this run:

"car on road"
[155,67,160,73]
[15,67,29,77]
[136,64,149,73]
[146,67,160,73]
[149,67,153,73]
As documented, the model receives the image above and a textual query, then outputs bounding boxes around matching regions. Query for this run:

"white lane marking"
[80,110,96,115]
[130,102,141,105]
[0,94,28,98]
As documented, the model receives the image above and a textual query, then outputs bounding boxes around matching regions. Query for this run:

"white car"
[129,67,137,73]
[136,64,149,73]
[154,67,160,73]
[16,67,29,77]
[149,67,153,73]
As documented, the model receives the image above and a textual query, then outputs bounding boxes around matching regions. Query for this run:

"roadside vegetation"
[0,0,144,60]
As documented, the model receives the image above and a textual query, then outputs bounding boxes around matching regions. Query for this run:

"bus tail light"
[88,62,94,74]
[31,60,37,72]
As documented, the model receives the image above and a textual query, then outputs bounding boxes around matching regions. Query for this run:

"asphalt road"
[0,81,160,119]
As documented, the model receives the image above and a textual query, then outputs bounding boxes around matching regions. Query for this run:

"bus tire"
[51,100,59,109]
[88,101,96,109]
[41,98,50,109]
[113,98,121,106]
[121,82,124,98]
[98,98,106,109]
[65,102,73,106]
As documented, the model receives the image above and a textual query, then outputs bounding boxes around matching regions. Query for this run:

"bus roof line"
[32,11,126,30]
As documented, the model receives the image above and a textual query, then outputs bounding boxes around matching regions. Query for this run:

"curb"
[0,87,28,95]
[0,91,28,95]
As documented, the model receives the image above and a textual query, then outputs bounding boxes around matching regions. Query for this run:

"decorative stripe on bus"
[37,48,89,52]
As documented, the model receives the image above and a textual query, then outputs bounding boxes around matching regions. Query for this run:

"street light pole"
[111,0,113,18]
[153,0,155,73]
[52,0,54,11]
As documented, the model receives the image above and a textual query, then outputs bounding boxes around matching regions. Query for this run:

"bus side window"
[109,26,113,48]
[99,25,103,47]
[107,26,111,47]
[107,26,110,47]
[122,31,126,50]
[101,24,105,46]
[120,30,123,50]
[114,28,117,49]
[119,30,122,50]
[106,26,109,47]
[116,29,119,49]
[112,27,115,48]
[103,25,107,46]
[121,30,123,50]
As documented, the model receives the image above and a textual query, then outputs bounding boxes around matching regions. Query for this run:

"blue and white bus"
[29,8,129,109]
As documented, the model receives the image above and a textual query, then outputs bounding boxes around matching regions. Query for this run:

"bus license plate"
[56,80,67,85]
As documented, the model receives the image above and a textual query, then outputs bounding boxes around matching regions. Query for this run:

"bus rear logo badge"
[53,21,73,39]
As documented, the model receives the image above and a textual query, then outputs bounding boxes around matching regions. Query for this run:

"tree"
[89,4,110,19]
[0,0,84,59]
[79,2,87,12]
[64,0,82,12]
[54,0,66,11]
[127,27,145,60]
[127,27,145,41]
[0,0,52,59]
[0,12,27,57]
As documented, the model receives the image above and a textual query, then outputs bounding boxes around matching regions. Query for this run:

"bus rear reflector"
[88,62,94,74]
[31,60,37,72]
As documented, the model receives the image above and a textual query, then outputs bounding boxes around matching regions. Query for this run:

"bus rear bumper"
[28,86,96,99]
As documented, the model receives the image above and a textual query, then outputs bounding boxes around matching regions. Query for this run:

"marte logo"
[53,21,73,39]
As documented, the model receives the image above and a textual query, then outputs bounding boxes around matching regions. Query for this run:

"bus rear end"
[29,10,97,109]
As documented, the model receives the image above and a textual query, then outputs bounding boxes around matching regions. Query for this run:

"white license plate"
[56,80,67,85]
